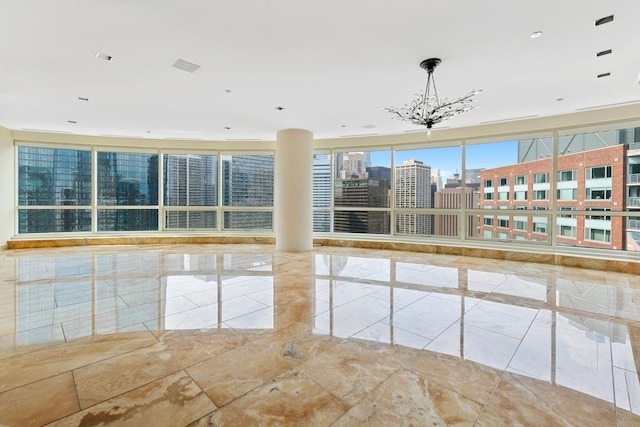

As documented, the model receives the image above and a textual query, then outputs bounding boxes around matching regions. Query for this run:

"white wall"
[0,127,14,247]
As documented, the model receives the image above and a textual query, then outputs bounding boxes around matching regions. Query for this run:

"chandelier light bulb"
[383,58,480,136]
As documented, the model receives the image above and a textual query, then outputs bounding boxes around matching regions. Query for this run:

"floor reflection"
[1,244,639,425]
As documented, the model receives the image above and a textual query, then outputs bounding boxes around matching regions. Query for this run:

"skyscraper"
[164,154,217,229]
[313,154,331,232]
[334,178,389,233]
[395,159,431,235]
[339,152,368,179]
[222,155,274,230]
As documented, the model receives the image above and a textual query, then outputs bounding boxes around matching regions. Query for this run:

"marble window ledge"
[5,236,639,275]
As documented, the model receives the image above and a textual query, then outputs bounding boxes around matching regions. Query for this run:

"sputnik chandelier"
[384,58,480,136]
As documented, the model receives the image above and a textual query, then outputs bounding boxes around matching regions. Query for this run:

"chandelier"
[384,58,480,136]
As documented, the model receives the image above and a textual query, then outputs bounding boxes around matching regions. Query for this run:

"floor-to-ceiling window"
[16,146,275,234]
[14,123,640,255]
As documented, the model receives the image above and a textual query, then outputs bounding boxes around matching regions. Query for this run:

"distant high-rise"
[334,178,389,234]
[465,168,482,184]
[395,159,431,235]
[434,187,480,237]
[366,166,391,188]
[313,154,331,232]
[18,146,92,233]
[339,152,368,179]
[164,154,217,229]
[222,155,274,229]
[430,168,443,192]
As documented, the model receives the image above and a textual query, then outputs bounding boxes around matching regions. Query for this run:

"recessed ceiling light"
[595,15,614,26]
[530,31,543,39]
[597,72,611,78]
[78,97,89,101]
[596,49,612,57]
[172,59,201,73]
[556,97,564,101]
[95,51,112,61]
[224,126,231,130]
[67,120,77,124]
[224,89,232,93]
[275,106,285,111]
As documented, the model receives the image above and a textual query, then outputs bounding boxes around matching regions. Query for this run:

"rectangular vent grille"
[172,59,201,73]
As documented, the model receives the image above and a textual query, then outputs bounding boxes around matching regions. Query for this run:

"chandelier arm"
[430,72,440,106]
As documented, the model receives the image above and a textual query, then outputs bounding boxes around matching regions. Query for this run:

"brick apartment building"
[479,144,627,250]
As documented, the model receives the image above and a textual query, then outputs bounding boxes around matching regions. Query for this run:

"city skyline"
[367,141,519,180]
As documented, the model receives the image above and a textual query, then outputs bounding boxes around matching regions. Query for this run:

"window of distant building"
[588,165,612,179]
[558,225,576,238]
[499,177,508,186]
[586,208,611,221]
[557,188,577,200]
[533,190,548,200]
[533,222,547,234]
[514,190,527,201]
[558,169,576,181]
[534,173,549,184]
[586,228,611,243]
[515,175,527,185]
[585,187,612,200]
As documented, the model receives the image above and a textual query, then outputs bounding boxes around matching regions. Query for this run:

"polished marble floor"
[0,243,639,426]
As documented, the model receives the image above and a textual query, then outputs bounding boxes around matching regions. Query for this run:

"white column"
[0,127,14,247]
[275,129,313,252]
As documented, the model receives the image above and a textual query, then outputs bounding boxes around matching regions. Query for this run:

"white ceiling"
[1,0,639,141]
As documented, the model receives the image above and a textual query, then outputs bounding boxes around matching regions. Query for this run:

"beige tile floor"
[0,243,639,426]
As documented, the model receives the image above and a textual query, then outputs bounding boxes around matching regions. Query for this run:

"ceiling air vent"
[595,15,614,26]
[172,59,201,73]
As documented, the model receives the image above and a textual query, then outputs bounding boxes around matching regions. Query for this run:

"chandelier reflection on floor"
[384,58,480,136]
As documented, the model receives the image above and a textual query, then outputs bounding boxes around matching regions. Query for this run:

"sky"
[368,140,519,180]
